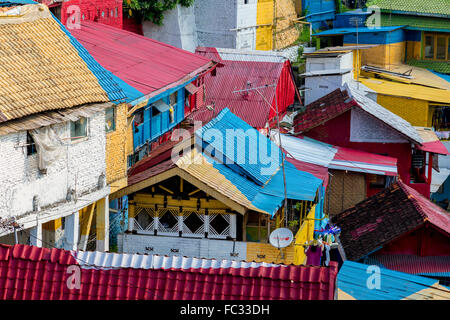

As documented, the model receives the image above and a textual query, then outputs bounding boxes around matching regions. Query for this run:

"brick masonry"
[0,111,107,235]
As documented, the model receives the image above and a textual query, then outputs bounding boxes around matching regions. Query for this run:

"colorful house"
[0,2,127,252]
[332,181,450,285]
[365,0,450,74]
[69,21,217,169]
[272,133,398,215]
[192,47,300,132]
[337,260,450,300]
[291,85,447,199]
[113,108,324,265]
[0,243,339,300]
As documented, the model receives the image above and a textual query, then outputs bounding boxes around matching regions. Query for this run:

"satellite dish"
[269,228,294,249]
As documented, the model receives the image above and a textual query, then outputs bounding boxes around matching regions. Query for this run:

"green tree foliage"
[124,0,194,25]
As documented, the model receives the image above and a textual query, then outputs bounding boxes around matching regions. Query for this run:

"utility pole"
[349,17,361,90]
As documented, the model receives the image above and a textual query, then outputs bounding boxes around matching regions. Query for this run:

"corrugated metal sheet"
[365,254,450,277]
[192,47,296,128]
[337,260,450,300]
[213,47,288,63]
[313,26,404,36]
[431,168,450,193]
[273,132,398,176]
[70,21,214,97]
[176,148,265,214]
[360,78,450,104]
[0,243,339,300]
[0,4,119,122]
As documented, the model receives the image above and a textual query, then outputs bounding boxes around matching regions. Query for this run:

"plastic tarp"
[30,126,64,171]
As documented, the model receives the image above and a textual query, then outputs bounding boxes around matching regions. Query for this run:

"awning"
[276,133,398,176]
[152,99,171,113]
[185,82,200,95]
[330,146,398,176]
[415,127,450,155]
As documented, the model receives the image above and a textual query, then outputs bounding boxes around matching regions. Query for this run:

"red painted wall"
[304,111,430,197]
[377,225,450,256]
[59,0,123,29]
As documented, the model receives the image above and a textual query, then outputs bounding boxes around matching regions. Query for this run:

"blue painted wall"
[343,28,405,44]
[132,80,192,151]
[303,0,336,31]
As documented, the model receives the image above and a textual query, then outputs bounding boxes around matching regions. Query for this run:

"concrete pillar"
[128,200,135,232]
[96,196,109,252]
[29,223,42,247]
[64,212,79,251]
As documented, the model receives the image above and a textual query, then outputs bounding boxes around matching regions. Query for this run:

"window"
[425,35,434,58]
[368,174,386,189]
[169,91,178,106]
[423,33,450,61]
[437,36,446,60]
[431,105,450,131]
[70,117,88,141]
[105,107,116,132]
[26,132,37,156]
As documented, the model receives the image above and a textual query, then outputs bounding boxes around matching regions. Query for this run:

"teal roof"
[337,261,450,300]
[196,108,323,216]
[366,0,450,17]
[376,14,450,31]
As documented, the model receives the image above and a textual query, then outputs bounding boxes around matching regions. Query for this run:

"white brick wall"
[118,234,247,261]
[0,111,107,235]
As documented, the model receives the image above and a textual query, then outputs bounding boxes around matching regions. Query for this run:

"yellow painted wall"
[256,0,300,50]
[293,204,316,265]
[406,41,421,61]
[346,42,405,69]
[256,0,274,50]
[376,94,430,127]
[246,242,295,264]
[106,103,128,192]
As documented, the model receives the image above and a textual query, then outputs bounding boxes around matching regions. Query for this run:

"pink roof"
[331,146,398,176]
[288,158,330,187]
[190,47,296,128]
[0,244,339,300]
[69,21,214,96]
[417,140,450,155]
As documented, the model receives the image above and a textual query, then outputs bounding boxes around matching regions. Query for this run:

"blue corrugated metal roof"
[337,261,450,300]
[313,25,405,36]
[196,108,323,216]
[53,15,127,104]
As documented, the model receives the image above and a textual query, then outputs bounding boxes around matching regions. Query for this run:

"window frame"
[26,131,37,156]
[423,32,450,61]
[70,117,89,143]
[105,106,116,133]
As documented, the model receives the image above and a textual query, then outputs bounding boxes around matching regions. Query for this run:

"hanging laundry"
[305,245,322,266]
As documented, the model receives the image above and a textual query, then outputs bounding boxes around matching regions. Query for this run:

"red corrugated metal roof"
[69,21,214,96]
[417,141,450,155]
[369,254,450,276]
[0,244,338,300]
[190,47,296,128]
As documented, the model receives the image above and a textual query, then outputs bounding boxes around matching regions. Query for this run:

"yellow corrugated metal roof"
[176,149,268,214]
[361,77,450,104]
[0,4,108,122]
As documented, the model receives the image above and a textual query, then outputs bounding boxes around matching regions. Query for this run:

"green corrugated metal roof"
[407,59,450,74]
[375,14,450,31]
[366,0,450,16]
